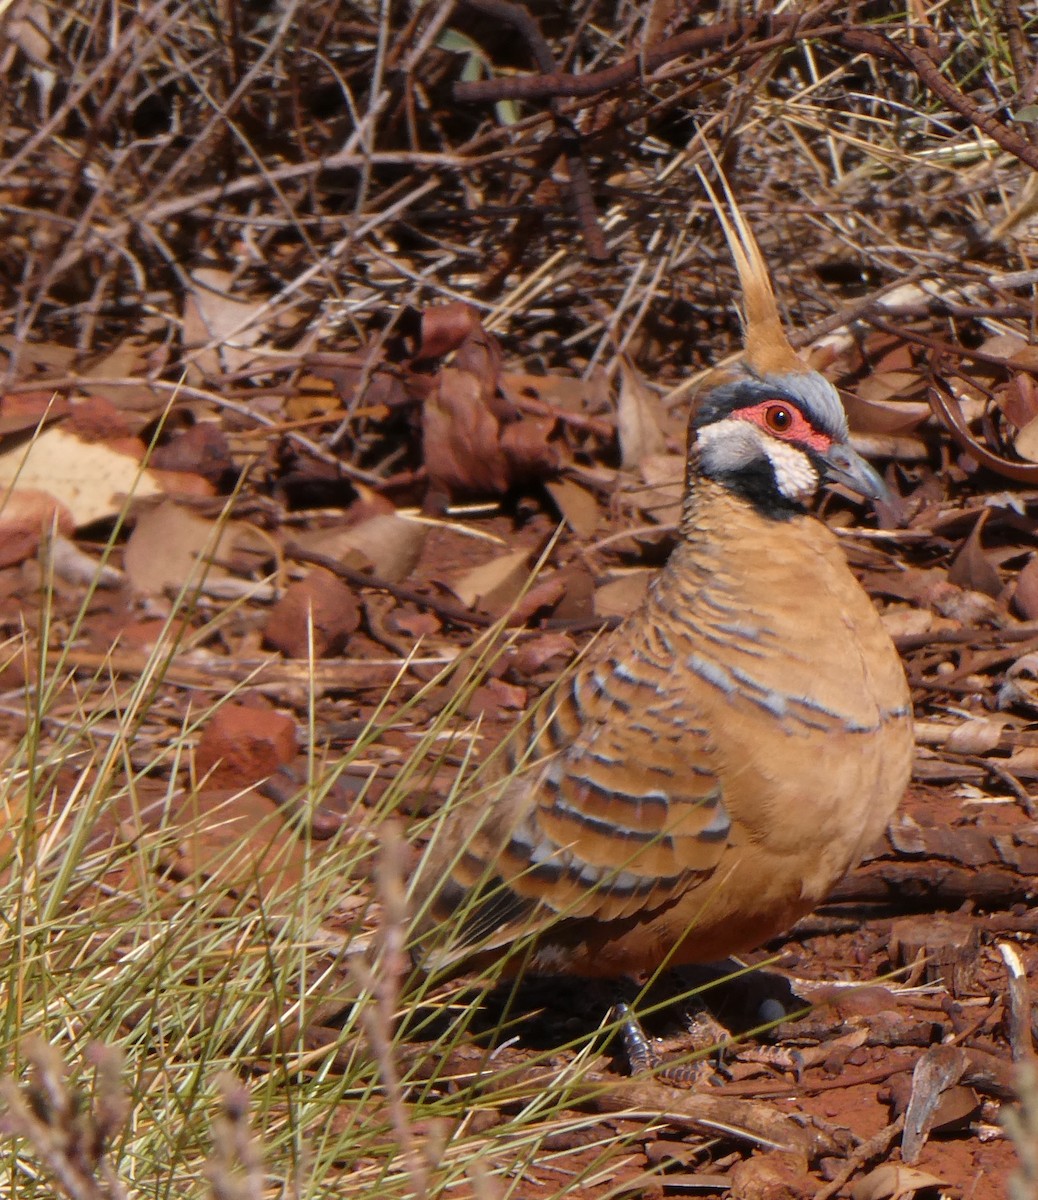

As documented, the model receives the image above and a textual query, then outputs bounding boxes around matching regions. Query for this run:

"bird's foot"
[613,1002,723,1089]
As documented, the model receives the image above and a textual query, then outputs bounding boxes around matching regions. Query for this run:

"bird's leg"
[613,1002,725,1089]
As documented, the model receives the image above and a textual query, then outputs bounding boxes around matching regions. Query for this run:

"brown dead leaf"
[995,372,1038,431]
[1013,555,1038,620]
[1015,413,1038,463]
[510,632,575,676]
[617,359,666,468]
[545,478,600,538]
[449,548,531,613]
[637,453,684,524]
[500,414,560,481]
[293,513,427,584]
[948,514,1002,599]
[842,391,931,435]
[855,369,926,405]
[594,571,651,618]
[79,338,163,412]
[423,367,511,497]
[944,718,1006,755]
[150,421,234,484]
[124,502,238,595]
[850,1164,945,1200]
[500,369,610,416]
[416,302,482,362]
[1010,344,1038,371]
[0,390,71,436]
[979,332,1028,361]
[182,267,272,377]
[451,322,503,400]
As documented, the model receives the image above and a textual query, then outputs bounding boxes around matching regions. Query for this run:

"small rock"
[196,703,298,789]
[264,567,359,658]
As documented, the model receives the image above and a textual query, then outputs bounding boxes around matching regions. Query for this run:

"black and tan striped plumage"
[409,176,913,981]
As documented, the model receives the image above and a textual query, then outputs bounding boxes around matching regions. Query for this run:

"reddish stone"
[195,702,297,789]
[263,568,360,658]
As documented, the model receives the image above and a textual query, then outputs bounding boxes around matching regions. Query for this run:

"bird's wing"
[413,635,732,968]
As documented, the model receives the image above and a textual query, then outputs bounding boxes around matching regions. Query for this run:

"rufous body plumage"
[410,173,913,980]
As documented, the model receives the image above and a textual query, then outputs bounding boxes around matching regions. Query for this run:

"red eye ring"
[765,404,793,433]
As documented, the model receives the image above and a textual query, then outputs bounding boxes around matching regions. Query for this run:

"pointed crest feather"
[695,150,807,377]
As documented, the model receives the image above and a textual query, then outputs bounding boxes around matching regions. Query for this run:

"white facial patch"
[762,438,818,502]
[696,418,818,502]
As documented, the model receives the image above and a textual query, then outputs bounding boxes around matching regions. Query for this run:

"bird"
[409,169,914,985]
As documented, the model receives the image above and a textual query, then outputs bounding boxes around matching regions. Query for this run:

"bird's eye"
[765,404,793,432]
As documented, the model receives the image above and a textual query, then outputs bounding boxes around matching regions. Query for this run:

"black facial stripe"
[708,458,802,520]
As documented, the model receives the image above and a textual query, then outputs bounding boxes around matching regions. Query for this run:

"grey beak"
[822,442,891,504]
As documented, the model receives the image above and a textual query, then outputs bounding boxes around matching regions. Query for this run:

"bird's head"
[688,368,888,518]
[687,159,887,520]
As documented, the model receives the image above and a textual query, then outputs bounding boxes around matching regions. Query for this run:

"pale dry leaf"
[637,453,684,524]
[294,513,427,584]
[124,502,238,595]
[944,718,1006,756]
[617,360,666,468]
[901,1044,969,1164]
[0,426,161,527]
[449,548,531,612]
[842,392,931,435]
[855,370,924,405]
[182,267,272,376]
[979,332,1028,360]
[594,571,652,618]
[79,339,163,413]
[545,478,599,538]
[499,370,606,415]
[1014,414,1038,463]
[8,1,53,66]
[849,1164,946,1200]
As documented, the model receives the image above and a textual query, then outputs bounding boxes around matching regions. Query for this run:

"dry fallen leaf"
[636,453,684,525]
[617,359,666,468]
[449,548,531,613]
[423,366,511,497]
[1013,554,1038,620]
[850,1164,946,1200]
[545,477,600,538]
[182,267,273,377]
[947,513,1002,599]
[0,426,161,527]
[594,571,651,618]
[294,513,427,584]
[124,501,239,595]
[415,301,482,362]
[1015,413,1038,463]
